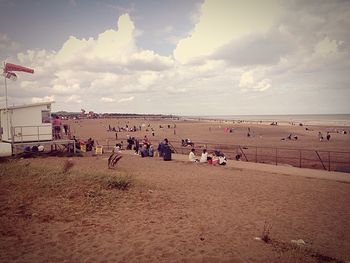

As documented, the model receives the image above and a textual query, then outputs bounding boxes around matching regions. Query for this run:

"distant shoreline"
[184,114,350,127]
[54,111,350,127]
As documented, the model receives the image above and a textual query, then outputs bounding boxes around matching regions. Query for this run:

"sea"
[194,114,350,126]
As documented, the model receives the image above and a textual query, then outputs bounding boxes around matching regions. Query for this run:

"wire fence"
[98,138,350,172]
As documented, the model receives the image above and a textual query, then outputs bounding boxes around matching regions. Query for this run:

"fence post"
[275,148,278,165]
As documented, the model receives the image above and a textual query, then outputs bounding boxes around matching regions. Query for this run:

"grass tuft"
[106,174,132,191]
[62,159,74,173]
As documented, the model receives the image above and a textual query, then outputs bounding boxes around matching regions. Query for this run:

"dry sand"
[1,117,350,262]
[68,118,350,151]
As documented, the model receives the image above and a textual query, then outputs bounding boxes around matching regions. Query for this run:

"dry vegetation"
[0,159,133,226]
[0,154,349,262]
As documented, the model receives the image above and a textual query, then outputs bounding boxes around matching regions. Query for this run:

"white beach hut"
[0,101,53,143]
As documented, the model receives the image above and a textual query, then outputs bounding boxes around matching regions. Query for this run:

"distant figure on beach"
[189,148,199,162]
[63,124,68,135]
[115,132,118,140]
[318,132,324,141]
[326,132,331,141]
[143,135,150,146]
[182,138,194,147]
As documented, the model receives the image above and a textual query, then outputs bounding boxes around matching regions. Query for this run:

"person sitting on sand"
[218,155,227,166]
[148,145,154,157]
[157,141,164,157]
[189,148,199,162]
[318,132,324,141]
[211,153,219,165]
[140,144,149,157]
[326,132,331,141]
[200,149,209,163]
[113,144,122,153]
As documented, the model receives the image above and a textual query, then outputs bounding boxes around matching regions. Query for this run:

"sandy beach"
[68,117,350,171]
[0,117,350,262]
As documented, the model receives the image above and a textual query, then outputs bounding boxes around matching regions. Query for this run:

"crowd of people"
[189,148,227,166]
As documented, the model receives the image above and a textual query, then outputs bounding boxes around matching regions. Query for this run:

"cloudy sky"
[0,0,349,115]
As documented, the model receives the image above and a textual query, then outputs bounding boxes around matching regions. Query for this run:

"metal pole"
[4,64,10,140]
[275,148,278,165]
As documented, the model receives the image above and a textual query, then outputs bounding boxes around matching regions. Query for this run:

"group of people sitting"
[318,131,331,141]
[71,136,95,152]
[181,138,194,147]
[157,138,172,160]
[133,137,172,160]
[281,133,298,141]
[189,148,227,165]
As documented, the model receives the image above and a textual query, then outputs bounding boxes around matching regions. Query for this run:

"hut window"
[42,110,51,123]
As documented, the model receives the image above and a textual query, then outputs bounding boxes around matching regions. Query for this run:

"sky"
[0,0,349,115]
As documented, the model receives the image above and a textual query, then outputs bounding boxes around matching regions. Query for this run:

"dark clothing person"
[163,144,172,161]
[63,124,68,135]
[158,142,164,157]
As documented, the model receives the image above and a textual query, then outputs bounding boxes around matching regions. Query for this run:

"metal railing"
[11,125,53,143]
[96,138,350,172]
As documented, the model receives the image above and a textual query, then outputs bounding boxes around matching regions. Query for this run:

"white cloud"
[239,71,271,92]
[173,0,280,64]
[3,0,350,115]
[313,37,340,58]
[66,95,82,103]
[31,95,55,103]
[239,71,254,90]
[101,97,115,102]
[118,96,134,103]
